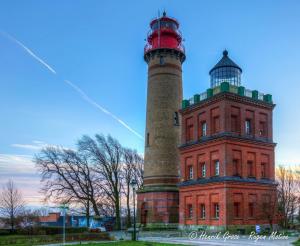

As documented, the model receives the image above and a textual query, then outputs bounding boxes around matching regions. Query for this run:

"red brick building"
[137,13,277,231]
[178,50,277,231]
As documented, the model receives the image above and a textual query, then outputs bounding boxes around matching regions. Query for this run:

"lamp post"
[59,203,69,245]
[130,179,137,241]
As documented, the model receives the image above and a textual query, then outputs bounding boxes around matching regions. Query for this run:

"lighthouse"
[137,12,185,228]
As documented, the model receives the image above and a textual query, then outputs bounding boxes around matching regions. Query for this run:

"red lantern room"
[144,11,185,55]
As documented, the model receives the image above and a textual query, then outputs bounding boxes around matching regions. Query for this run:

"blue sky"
[0,0,300,205]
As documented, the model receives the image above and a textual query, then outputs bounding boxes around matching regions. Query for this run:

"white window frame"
[245,119,251,135]
[188,205,193,219]
[200,204,206,219]
[201,163,206,177]
[202,122,207,136]
[215,203,220,219]
[215,160,220,176]
[188,166,193,180]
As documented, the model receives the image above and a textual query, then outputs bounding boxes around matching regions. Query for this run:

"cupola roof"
[209,50,242,74]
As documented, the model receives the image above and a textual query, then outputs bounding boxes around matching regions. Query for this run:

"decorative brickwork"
[139,14,277,231]
[178,52,277,230]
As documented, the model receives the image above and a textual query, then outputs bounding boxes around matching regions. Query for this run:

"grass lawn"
[0,233,110,246]
[72,242,188,246]
[293,239,300,246]
[0,235,188,246]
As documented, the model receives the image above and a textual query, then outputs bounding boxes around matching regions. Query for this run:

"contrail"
[64,80,144,140]
[1,31,57,74]
[0,31,143,140]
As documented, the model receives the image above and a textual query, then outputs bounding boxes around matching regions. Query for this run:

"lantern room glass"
[151,21,178,31]
[210,66,241,88]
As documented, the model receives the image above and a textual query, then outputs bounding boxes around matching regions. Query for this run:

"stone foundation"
[137,190,179,229]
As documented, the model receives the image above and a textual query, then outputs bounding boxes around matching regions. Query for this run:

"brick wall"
[179,182,276,226]
[178,92,276,227]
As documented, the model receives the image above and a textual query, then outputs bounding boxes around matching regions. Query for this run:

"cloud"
[0,31,143,140]
[11,143,43,150]
[64,80,144,140]
[0,31,56,74]
[11,140,75,152]
[11,140,47,150]
[0,154,35,174]
[0,153,42,205]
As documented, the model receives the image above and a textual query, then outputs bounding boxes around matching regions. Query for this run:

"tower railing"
[144,43,185,54]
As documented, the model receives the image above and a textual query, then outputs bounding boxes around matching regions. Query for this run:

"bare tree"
[276,165,300,228]
[78,134,123,230]
[35,133,144,230]
[121,148,144,228]
[0,180,25,230]
[260,191,277,230]
[122,148,134,228]
[35,147,102,219]
[132,152,144,191]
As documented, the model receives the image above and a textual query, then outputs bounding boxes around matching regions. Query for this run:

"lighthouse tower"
[137,12,185,228]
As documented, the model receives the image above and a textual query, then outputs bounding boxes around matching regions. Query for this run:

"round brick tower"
[137,12,185,228]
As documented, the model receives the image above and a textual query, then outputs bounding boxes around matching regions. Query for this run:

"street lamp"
[130,179,137,241]
[59,203,69,245]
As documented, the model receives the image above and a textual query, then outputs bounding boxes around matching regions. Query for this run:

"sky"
[0,0,300,205]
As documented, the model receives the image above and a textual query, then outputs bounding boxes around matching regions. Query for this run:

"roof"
[149,11,179,28]
[209,50,242,74]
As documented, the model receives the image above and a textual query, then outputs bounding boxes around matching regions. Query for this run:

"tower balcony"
[144,42,185,55]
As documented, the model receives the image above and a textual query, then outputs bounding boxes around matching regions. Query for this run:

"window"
[259,121,266,137]
[234,202,241,218]
[214,160,220,176]
[186,118,194,142]
[174,112,179,126]
[233,159,240,176]
[200,163,206,178]
[188,166,193,180]
[146,133,150,146]
[200,204,205,219]
[210,64,241,88]
[213,116,220,134]
[247,161,254,177]
[187,204,193,219]
[201,121,207,137]
[245,119,251,135]
[231,115,238,132]
[159,56,165,65]
[261,163,267,178]
[249,203,254,217]
[214,203,220,219]
[262,202,268,214]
